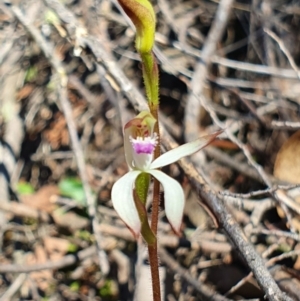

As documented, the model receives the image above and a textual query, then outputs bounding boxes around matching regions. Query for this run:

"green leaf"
[75,229,92,241]
[46,79,55,91]
[58,178,86,205]
[17,182,35,195]
[117,0,156,54]
[70,281,80,292]
[141,51,159,106]
[135,172,150,205]
[99,279,117,299]
[117,0,159,106]
[45,9,60,26]
[67,243,78,253]
[25,66,38,82]
[133,190,156,245]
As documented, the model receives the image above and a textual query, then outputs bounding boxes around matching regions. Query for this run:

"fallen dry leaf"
[52,210,89,230]
[274,130,300,184]
[16,84,34,101]
[43,236,70,261]
[274,130,300,231]
[26,244,53,292]
[20,185,60,213]
[20,184,89,230]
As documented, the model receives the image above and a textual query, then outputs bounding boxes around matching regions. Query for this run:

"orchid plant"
[112,1,218,301]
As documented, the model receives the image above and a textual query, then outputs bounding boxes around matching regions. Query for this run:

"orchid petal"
[150,134,218,169]
[148,170,184,233]
[111,170,141,236]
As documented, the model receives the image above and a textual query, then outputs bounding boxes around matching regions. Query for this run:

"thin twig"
[9,3,109,275]
[159,248,233,301]
[204,147,265,184]
[184,0,234,142]
[264,28,300,79]
[271,120,300,130]
[251,228,300,243]
[221,184,300,199]
[0,273,27,301]
[187,74,299,230]
[96,0,300,80]
[174,42,300,79]
[226,245,300,296]
[0,198,233,254]
[0,246,96,273]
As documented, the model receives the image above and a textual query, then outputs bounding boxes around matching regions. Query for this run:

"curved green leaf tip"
[117,0,159,106]
[118,0,155,54]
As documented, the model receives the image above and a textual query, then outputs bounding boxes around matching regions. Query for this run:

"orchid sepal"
[111,169,156,242]
[150,131,221,170]
[111,170,142,237]
[148,170,185,233]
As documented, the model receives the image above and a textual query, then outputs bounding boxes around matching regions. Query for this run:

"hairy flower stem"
[148,178,161,301]
[142,52,159,108]
[148,106,161,301]
[148,243,161,301]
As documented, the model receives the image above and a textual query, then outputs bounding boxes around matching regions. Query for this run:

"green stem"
[141,52,159,106]
[151,107,161,235]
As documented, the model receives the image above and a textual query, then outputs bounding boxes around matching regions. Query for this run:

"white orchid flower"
[111,111,218,237]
